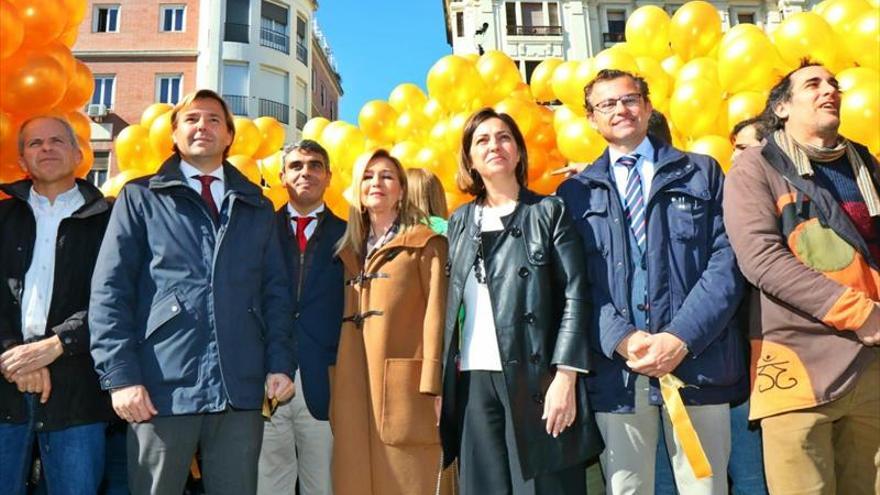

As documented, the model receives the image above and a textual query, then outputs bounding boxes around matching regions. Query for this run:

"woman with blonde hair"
[330,149,452,495]
[406,167,449,235]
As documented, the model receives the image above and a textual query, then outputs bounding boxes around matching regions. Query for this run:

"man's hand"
[854,304,880,346]
[626,332,689,377]
[11,367,52,403]
[0,336,64,379]
[542,369,577,438]
[266,373,295,402]
[616,330,651,361]
[111,385,158,423]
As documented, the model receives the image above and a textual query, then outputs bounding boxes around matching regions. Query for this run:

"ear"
[588,113,599,131]
[18,156,28,174]
[773,101,790,121]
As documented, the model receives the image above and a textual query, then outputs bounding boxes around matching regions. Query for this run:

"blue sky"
[315,1,453,124]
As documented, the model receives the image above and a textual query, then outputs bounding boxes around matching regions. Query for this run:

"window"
[605,9,626,43]
[523,60,540,84]
[261,1,289,53]
[160,5,185,32]
[91,76,115,107]
[320,83,325,107]
[296,15,308,64]
[456,12,464,37]
[521,3,542,27]
[88,151,110,188]
[505,2,517,28]
[222,63,249,115]
[295,78,308,129]
[505,1,561,35]
[94,5,120,32]
[225,0,249,42]
[157,75,182,104]
[548,2,559,26]
[736,12,756,24]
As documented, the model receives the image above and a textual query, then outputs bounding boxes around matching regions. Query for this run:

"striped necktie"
[619,154,646,251]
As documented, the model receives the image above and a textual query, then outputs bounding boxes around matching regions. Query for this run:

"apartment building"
[310,21,342,121]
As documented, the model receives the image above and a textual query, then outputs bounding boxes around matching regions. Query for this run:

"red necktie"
[195,175,219,223]
[295,216,314,252]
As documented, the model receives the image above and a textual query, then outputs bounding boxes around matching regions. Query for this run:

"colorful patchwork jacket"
[723,139,880,420]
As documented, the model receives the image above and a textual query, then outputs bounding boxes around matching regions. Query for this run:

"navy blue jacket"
[276,207,345,421]
[556,138,747,412]
[89,156,295,415]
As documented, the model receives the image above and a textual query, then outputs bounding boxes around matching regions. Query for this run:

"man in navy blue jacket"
[89,89,295,495]
[257,140,345,495]
[556,70,746,495]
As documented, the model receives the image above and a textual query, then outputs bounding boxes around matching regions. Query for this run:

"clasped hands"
[617,330,689,378]
[0,336,64,403]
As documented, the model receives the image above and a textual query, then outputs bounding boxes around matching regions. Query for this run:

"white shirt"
[287,203,325,241]
[609,137,656,205]
[21,185,85,341]
[460,202,514,371]
[179,160,225,211]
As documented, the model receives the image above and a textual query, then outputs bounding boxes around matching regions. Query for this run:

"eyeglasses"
[592,93,643,114]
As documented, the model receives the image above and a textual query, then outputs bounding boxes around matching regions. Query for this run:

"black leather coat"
[439,189,604,480]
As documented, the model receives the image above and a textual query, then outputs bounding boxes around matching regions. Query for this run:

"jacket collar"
[0,178,109,218]
[148,154,265,207]
[572,135,688,187]
[339,223,440,274]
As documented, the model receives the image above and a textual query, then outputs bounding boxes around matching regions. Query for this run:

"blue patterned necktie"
[619,154,646,251]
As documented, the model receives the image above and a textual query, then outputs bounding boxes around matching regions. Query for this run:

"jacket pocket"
[379,358,439,446]
[665,189,710,241]
[144,292,184,341]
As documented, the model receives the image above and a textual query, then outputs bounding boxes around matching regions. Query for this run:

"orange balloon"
[263,184,288,210]
[141,103,173,129]
[0,0,24,59]
[114,124,158,172]
[10,0,67,47]
[669,1,722,61]
[626,6,672,59]
[494,97,537,136]
[74,141,94,179]
[149,111,175,159]
[476,51,522,106]
[302,117,329,141]
[0,52,67,115]
[228,154,262,185]
[57,22,79,49]
[388,83,428,114]
[670,79,723,139]
[56,59,94,112]
[358,100,399,143]
[66,111,91,143]
[530,58,563,103]
[687,135,733,173]
[229,117,260,157]
[60,0,87,26]
[252,117,285,160]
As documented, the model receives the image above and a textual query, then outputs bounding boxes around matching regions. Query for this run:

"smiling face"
[281,148,331,211]
[468,117,521,183]
[359,155,403,215]
[172,97,234,166]
[774,65,841,143]
[587,76,653,151]
[18,117,82,188]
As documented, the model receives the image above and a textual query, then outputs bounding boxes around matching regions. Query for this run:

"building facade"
[442,0,819,83]
[74,0,335,182]
[310,21,343,121]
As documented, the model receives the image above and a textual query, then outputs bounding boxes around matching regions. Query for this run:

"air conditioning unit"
[87,104,108,118]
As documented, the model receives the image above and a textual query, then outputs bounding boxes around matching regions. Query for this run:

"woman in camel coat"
[330,149,451,495]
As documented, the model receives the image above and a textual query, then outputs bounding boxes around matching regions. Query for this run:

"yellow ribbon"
[659,374,713,479]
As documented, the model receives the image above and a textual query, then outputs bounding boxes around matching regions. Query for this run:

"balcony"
[224,22,249,43]
[603,32,626,43]
[260,27,289,54]
[259,98,289,124]
[296,42,308,64]
[295,110,307,130]
[506,25,562,36]
[223,94,249,116]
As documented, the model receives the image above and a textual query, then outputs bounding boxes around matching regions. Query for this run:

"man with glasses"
[557,69,747,494]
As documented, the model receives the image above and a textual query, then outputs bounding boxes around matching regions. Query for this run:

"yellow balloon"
[389,140,421,169]
[840,83,880,151]
[302,117,330,141]
[494,97,537,136]
[675,57,719,89]
[414,146,450,173]
[636,57,672,105]
[551,60,594,109]
[149,111,175,160]
[727,91,767,134]
[661,54,685,78]
[321,121,365,172]
[556,118,605,163]
[260,150,283,188]
[263,184,288,210]
[847,9,879,69]
[422,98,446,123]
[625,6,672,59]
[228,117,260,157]
[553,105,583,132]
[669,1,722,61]
[114,124,157,172]
[836,67,880,93]
[141,103,173,129]
[429,119,453,153]
[395,109,430,143]
[426,55,484,112]
[771,13,839,73]
[819,0,871,64]
[388,83,428,114]
[530,58,563,102]
[228,154,262,185]
[593,48,639,74]
[717,30,779,94]
[252,117,285,160]
[687,135,733,173]
[476,50,522,106]
[358,100,398,143]
[670,78,723,139]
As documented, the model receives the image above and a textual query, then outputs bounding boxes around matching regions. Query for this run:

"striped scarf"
[773,130,880,217]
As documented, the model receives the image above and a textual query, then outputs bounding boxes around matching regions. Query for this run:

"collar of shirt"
[610,136,656,202]
[287,202,325,220]
[180,160,225,209]
[28,184,84,215]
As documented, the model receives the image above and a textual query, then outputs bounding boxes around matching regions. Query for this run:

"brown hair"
[457,108,528,199]
[583,69,651,116]
[170,89,237,159]
[761,59,824,131]
[406,168,448,218]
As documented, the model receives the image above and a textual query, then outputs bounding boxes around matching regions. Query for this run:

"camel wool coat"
[330,223,452,495]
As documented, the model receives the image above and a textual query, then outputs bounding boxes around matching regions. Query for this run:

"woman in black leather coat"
[438,108,603,494]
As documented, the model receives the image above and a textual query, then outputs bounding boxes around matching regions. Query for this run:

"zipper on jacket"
[297,251,306,302]
[209,194,234,407]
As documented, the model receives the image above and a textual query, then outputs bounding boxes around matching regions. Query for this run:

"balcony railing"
[224,22,249,43]
[259,98,289,124]
[602,32,626,43]
[295,42,308,64]
[223,94,249,116]
[295,110,307,130]
[260,27,289,54]
[506,25,562,36]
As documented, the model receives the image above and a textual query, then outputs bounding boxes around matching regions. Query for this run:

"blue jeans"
[0,394,105,495]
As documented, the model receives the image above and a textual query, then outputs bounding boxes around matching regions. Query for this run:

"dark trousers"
[458,371,587,495]
[127,408,263,495]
